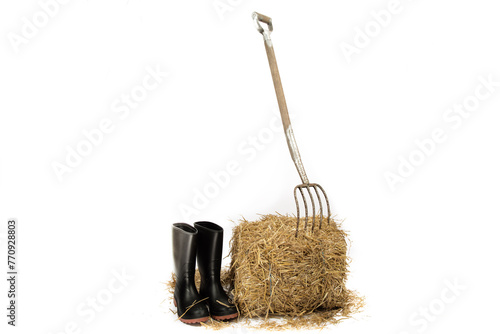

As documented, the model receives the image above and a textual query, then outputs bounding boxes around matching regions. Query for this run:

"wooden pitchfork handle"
[252,12,310,185]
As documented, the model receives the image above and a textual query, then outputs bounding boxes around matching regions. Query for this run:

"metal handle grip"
[252,12,273,34]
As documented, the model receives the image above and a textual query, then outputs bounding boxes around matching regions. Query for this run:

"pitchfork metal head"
[293,183,331,237]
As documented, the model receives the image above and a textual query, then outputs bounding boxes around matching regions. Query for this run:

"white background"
[1,1,500,333]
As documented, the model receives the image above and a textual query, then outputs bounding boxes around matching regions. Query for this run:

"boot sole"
[174,298,209,324]
[212,312,238,321]
[179,316,210,324]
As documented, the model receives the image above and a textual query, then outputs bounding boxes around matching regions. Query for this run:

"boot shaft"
[172,223,198,281]
[194,221,223,281]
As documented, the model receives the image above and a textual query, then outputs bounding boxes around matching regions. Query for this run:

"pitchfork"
[252,12,331,237]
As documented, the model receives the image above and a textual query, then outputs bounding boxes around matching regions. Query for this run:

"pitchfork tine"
[316,184,331,226]
[298,187,308,234]
[312,185,324,229]
[305,186,316,232]
[294,186,300,237]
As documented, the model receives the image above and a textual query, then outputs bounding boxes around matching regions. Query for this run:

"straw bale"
[228,214,355,318]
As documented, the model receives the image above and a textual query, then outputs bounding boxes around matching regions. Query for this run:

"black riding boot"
[172,223,209,324]
[194,221,238,320]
